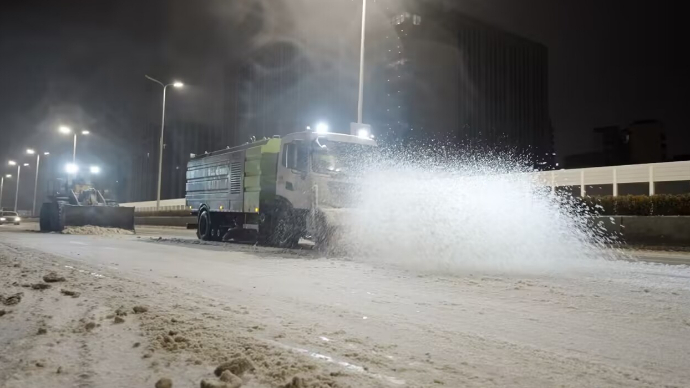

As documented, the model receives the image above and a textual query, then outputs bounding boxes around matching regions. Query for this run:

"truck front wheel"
[272,208,303,248]
[197,210,213,241]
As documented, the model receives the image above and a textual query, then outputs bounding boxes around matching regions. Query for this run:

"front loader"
[39,178,134,232]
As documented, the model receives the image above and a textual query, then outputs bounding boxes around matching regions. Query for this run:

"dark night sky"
[0,0,688,173]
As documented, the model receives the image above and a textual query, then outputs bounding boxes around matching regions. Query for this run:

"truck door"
[276,140,311,210]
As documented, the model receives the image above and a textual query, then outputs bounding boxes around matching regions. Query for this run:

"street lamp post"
[26,149,49,216]
[357,0,367,124]
[8,161,23,212]
[59,126,89,164]
[0,174,11,210]
[145,75,184,210]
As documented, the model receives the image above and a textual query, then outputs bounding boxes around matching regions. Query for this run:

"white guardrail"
[121,161,690,213]
[533,160,690,196]
[120,199,187,213]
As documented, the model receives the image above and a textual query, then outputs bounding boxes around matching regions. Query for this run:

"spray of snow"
[338,150,626,275]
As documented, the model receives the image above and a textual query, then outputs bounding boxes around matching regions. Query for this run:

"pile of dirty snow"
[60,226,135,236]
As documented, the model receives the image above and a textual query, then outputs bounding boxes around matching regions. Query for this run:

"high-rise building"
[369,0,553,165]
[564,120,667,169]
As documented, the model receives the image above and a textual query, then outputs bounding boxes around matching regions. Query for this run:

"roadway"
[1,222,690,387]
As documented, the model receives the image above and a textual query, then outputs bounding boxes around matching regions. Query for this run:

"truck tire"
[53,202,65,232]
[39,202,64,232]
[197,210,213,241]
[313,211,335,253]
[39,203,51,232]
[271,208,302,248]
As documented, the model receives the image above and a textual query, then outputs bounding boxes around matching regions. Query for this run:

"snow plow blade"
[40,202,135,232]
[62,205,135,230]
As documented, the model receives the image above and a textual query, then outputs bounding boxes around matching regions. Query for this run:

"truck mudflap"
[62,205,135,230]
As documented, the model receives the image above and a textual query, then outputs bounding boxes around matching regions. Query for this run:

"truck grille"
[325,181,360,208]
[230,161,242,194]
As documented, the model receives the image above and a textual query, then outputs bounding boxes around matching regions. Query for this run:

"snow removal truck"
[185,128,377,247]
[39,178,135,232]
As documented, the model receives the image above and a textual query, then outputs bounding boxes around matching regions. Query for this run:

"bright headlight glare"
[65,163,79,174]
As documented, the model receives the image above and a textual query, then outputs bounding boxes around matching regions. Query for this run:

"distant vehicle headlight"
[0,217,6,221]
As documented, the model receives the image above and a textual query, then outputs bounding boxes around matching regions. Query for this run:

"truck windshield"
[312,140,377,175]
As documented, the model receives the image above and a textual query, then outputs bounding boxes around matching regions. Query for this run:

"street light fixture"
[315,122,329,134]
[26,149,35,155]
[89,166,101,174]
[65,163,79,174]
[8,161,16,166]
[145,74,185,210]
[58,126,89,164]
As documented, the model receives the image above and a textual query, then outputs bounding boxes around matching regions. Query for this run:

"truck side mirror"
[313,137,328,151]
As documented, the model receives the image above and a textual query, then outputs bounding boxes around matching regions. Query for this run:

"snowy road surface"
[1,224,689,387]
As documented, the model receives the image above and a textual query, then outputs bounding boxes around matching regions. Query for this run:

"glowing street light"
[26,149,35,155]
[59,126,89,164]
[8,161,16,166]
[145,74,185,210]
[65,163,79,174]
[23,163,29,167]
[315,122,329,134]
[89,165,101,174]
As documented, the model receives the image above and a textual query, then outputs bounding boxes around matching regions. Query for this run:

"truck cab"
[277,131,377,211]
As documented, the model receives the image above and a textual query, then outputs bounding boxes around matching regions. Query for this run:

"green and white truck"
[185,129,377,247]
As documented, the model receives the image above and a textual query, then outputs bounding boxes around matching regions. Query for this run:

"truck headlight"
[0,218,5,221]
[15,217,20,221]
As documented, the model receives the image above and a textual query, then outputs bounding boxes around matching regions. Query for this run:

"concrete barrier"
[619,216,690,246]
[135,216,196,227]
[593,216,690,246]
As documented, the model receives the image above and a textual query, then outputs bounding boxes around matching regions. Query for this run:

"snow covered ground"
[1,225,689,387]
